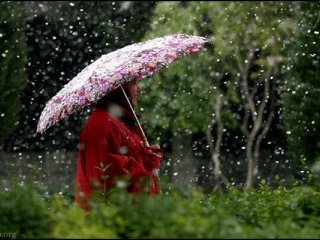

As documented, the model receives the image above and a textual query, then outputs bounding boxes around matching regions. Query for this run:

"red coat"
[75,104,163,210]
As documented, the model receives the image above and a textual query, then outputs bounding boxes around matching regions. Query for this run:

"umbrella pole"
[121,86,161,194]
[120,86,150,147]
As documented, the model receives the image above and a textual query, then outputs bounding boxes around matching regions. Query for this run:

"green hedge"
[1,181,320,238]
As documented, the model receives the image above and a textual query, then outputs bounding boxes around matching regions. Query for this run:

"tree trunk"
[206,94,230,190]
[245,127,259,188]
[242,62,275,188]
[171,133,197,190]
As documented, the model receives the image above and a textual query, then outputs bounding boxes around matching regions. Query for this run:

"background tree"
[282,2,320,175]
[0,2,28,144]
[141,1,296,190]
[211,2,296,188]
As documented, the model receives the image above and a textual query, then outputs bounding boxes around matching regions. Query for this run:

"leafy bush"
[0,182,53,238]
[1,180,320,238]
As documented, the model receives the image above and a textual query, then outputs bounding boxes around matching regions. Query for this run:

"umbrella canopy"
[37,33,210,134]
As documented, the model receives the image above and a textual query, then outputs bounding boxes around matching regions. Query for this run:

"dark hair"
[94,84,131,110]
[94,83,138,128]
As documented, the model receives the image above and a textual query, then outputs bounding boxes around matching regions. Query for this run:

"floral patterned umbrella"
[37,33,210,134]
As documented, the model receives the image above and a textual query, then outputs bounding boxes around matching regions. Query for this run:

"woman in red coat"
[75,79,163,210]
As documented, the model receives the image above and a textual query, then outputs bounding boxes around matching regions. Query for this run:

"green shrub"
[49,194,117,238]
[0,183,53,238]
[1,179,320,238]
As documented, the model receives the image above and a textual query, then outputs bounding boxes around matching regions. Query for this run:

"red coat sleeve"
[80,118,162,190]
[103,120,160,176]
[140,146,163,171]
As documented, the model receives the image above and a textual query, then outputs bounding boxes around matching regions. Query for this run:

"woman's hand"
[149,144,160,150]
[146,144,162,157]
[150,145,161,193]
[141,144,163,171]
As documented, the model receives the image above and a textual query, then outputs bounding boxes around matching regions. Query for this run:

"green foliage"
[210,2,295,61]
[1,179,320,238]
[310,158,320,190]
[140,2,224,136]
[0,1,28,142]
[282,2,320,167]
[0,182,53,238]
[140,1,295,141]
[50,194,118,238]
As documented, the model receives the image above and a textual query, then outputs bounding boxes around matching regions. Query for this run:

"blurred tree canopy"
[282,2,320,168]
[0,2,28,143]
[141,1,294,138]
[140,1,297,187]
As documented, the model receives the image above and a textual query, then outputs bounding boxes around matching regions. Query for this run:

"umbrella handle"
[120,86,150,147]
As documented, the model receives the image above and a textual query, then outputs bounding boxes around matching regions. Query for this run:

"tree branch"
[238,49,257,121]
